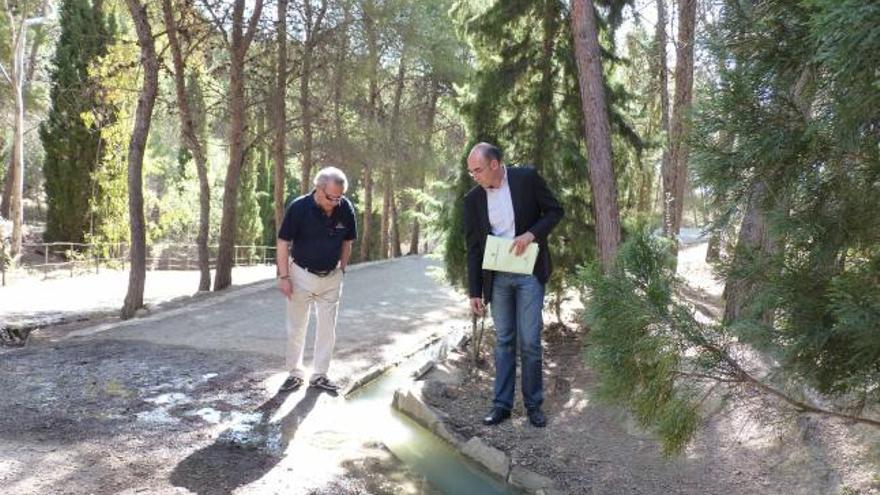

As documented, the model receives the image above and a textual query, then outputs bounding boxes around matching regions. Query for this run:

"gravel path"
[0,256,469,494]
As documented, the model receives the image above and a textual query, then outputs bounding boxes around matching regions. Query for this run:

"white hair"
[314,167,349,193]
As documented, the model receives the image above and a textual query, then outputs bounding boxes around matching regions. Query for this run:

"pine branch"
[696,333,880,428]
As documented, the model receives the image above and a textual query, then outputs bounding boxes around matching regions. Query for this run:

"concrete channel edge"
[390,355,565,494]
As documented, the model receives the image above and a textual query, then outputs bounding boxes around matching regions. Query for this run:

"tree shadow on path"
[170,386,326,495]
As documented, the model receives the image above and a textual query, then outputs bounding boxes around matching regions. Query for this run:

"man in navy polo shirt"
[275,167,357,392]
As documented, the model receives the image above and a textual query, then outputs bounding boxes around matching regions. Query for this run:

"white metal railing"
[1,242,277,286]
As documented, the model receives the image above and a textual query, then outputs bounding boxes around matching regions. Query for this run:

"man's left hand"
[509,231,536,256]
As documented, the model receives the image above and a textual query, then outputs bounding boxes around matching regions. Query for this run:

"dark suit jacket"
[464,166,564,303]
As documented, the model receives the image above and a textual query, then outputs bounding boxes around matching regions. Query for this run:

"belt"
[296,262,336,277]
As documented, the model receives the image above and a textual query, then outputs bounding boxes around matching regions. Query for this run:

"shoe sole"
[309,383,340,391]
[280,379,304,391]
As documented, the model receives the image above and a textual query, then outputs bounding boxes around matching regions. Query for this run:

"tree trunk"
[162,0,211,291]
[273,0,288,235]
[121,0,159,319]
[298,0,327,194]
[380,168,391,259]
[1,164,11,219]
[299,41,314,194]
[705,230,721,262]
[9,42,24,259]
[214,0,264,291]
[360,164,373,260]
[359,8,380,261]
[657,0,673,235]
[663,0,697,247]
[409,217,420,255]
[390,178,401,257]
[636,154,653,214]
[723,181,775,324]
[409,78,440,255]
[332,3,351,165]
[385,50,406,260]
[570,0,622,270]
[3,6,24,259]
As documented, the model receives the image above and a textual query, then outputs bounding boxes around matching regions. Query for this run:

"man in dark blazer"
[463,142,564,427]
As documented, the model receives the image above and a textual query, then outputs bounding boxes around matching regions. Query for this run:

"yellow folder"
[481,235,539,275]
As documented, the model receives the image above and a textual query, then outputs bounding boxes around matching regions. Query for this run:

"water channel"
[225,333,519,494]
[346,342,517,494]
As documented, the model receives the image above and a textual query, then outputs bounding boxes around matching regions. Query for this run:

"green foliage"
[692,0,880,398]
[236,149,263,252]
[40,0,116,244]
[580,232,701,455]
[255,146,276,249]
[443,0,640,296]
[84,1,134,252]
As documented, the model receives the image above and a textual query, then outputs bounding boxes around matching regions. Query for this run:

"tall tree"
[330,1,352,167]
[213,0,265,291]
[40,0,113,246]
[162,0,211,291]
[655,0,671,217]
[298,0,328,194]
[662,0,697,245]
[382,43,407,259]
[1,0,49,259]
[121,0,158,319]
[358,0,380,261]
[571,0,621,270]
[408,77,440,254]
[272,0,288,233]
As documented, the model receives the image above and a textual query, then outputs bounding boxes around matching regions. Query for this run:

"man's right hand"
[278,277,293,299]
[470,297,485,316]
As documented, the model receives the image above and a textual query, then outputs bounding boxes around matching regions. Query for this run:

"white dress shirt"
[486,166,516,239]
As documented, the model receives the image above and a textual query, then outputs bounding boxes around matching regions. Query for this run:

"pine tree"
[582,0,880,455]
[40,0,115,245]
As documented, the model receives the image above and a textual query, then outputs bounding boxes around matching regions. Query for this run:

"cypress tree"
[39,0,115,245]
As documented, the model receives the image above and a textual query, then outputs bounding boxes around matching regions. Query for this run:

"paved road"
[0,265,276,330]
[0,256,470,494]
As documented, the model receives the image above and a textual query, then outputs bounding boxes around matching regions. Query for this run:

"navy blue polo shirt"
[277,191,357,271]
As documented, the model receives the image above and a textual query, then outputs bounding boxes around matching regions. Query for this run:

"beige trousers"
[285,262,344,380]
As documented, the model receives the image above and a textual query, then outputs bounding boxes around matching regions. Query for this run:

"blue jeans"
[490,272,545,411]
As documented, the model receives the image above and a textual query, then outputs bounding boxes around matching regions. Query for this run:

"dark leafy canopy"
[40,0,116,244]
[692,0,880,396]
[443,0,640,298]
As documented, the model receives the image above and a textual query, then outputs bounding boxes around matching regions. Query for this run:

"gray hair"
[314,167,349,193]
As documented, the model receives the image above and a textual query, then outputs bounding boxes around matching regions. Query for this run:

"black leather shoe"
[527,407,547,427]
[482,408,511,426]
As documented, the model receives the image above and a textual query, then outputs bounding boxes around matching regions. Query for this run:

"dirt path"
[421,242,880,494]
[0,256,469,494]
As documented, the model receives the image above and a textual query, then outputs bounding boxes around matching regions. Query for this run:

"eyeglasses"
[467,166,486,178]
